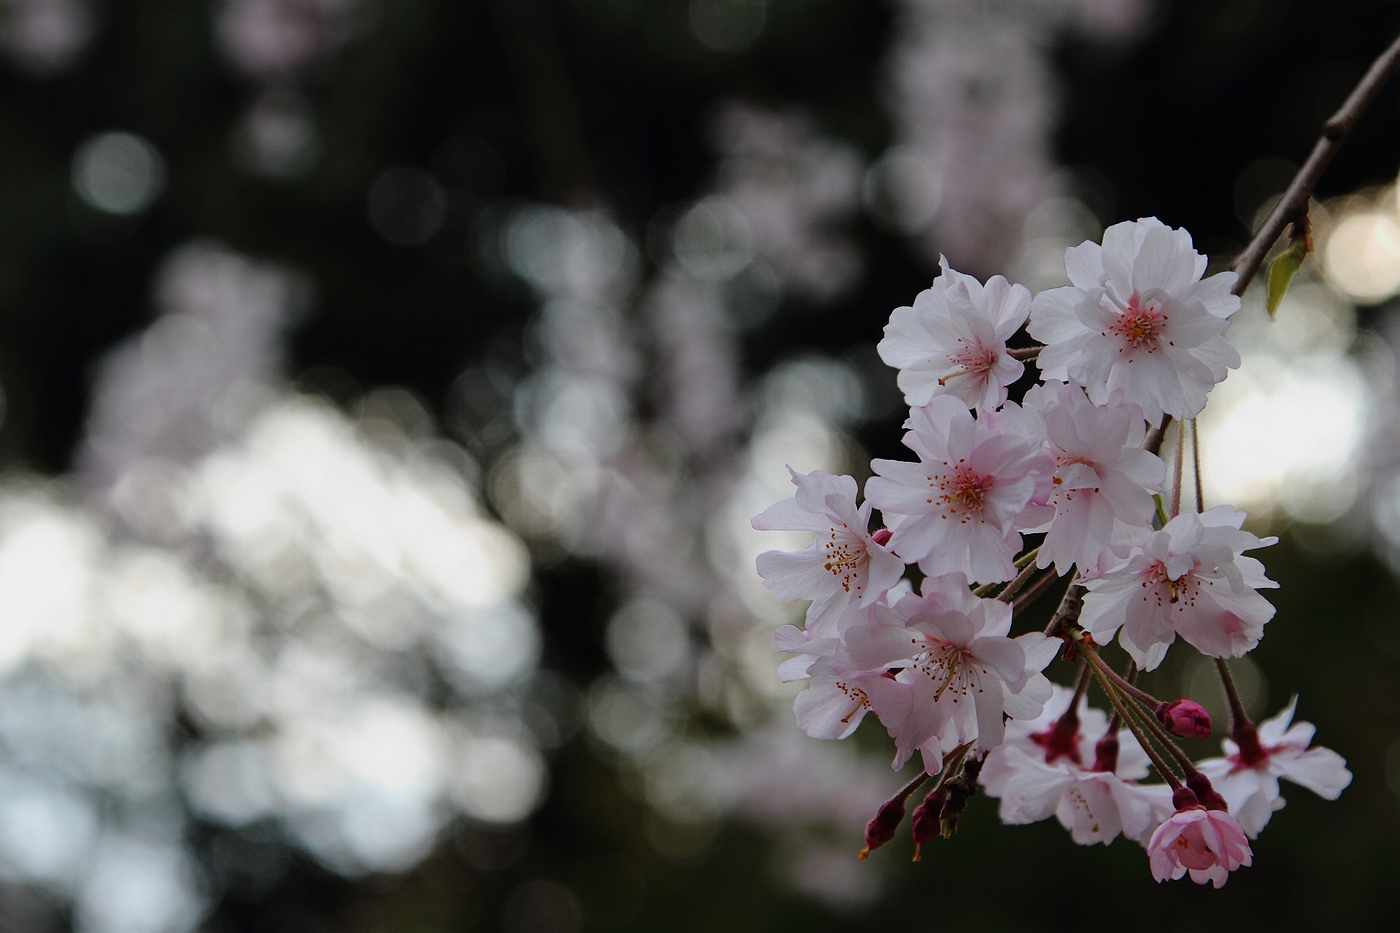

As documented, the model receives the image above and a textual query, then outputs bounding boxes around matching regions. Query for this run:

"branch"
[1229,30,1400,296]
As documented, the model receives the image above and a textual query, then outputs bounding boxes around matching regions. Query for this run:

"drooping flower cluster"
[753,218,1350,887]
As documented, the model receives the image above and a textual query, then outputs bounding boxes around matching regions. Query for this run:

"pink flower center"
[822,529,867,594]
[1172,827,1220,871]
[938,465,993,519]
[1031,723,1083,765]
[835,679,871,723]
[1141,560,1201,608]
[1108,293,1168,351]
[950,340,998,376]
[914,640,983,703]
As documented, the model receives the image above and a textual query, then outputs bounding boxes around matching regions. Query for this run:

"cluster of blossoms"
[754,219,1351,886]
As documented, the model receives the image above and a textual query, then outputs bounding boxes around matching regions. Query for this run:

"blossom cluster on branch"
[754,218,1351,886]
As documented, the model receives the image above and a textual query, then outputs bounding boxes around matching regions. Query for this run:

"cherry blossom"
[1080,506,1278,670]
[878,257,1031,412]
[747,210,1346,881]
[1028,217,1241,423]
[754,468,906,630]
[844,575,1054,769]
[791,656,914,742]
[866,396,1052,583]
[1197,697,1352,837]
[982,686,1174,846]
[1021,382,1164,575]
[1147,805,1253,888]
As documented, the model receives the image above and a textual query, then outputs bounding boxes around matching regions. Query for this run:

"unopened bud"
[859,795,907,860]
[1156,699,1212,739]
[909,791,946,862]
[871,528,893,547]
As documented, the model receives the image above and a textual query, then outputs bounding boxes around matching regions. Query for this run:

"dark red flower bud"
[1090,731,1120,773]
[871,528,893,547]
[1156,699,1212,739]
[859,795,907,860]
[909,791,946,862]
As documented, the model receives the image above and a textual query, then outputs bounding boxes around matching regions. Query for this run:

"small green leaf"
[1265,238,1308,319]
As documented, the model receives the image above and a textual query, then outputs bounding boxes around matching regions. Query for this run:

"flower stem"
[973,548,1040,599]
[1085,646,1181,790]
[996,560,1040,603]
[1011,570,1062,618]
[1169,420,1185,519]
[1190,419,1204,514]
[1007,346,1042,361]
[1090,655,1162,708]
[1214,658,1250,730]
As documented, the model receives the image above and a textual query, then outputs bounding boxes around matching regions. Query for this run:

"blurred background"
[0,1,1399,930]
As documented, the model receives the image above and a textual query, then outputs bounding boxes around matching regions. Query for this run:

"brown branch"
[1043,582,1087,638]
[1229,30,1400,296]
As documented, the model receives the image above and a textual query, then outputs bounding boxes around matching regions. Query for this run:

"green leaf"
[1265,238,1308,319]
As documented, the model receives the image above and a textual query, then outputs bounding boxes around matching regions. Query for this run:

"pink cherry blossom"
[1197,697,1352,837]
[1147,806,1252,888]
[878,257,1031,412]
[791,656,914,742]
[1028,217,1241,423]
[844,575,1054,769]
[866,396,1051,583]
[754,468,906,631]
[1080,506,1278,670]
[1021,382,1164,575]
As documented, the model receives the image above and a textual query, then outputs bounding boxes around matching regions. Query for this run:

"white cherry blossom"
[754,468,906,630]
[1196,697,1352,837]
[1080,506,1278,670]
[1022,382,1165,575]
[866,396,1052,583]
[1028,217,1241,423]
[878,257,1031,411]
[982,686,1173,846]
[844,575,1054,769]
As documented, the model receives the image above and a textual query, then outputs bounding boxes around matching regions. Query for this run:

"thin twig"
[1190,419,1204,514]
[996,560,1039,603]
[1169,421,1184,519]
[1011,569,1061,617]
[1229,30,1400,296]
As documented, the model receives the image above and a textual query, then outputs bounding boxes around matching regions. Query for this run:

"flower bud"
[859,795,907,860]
[871,528,893,547]
[909,790,946,862]
[1157,699,1212,739]
[1090,731,1120,773]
